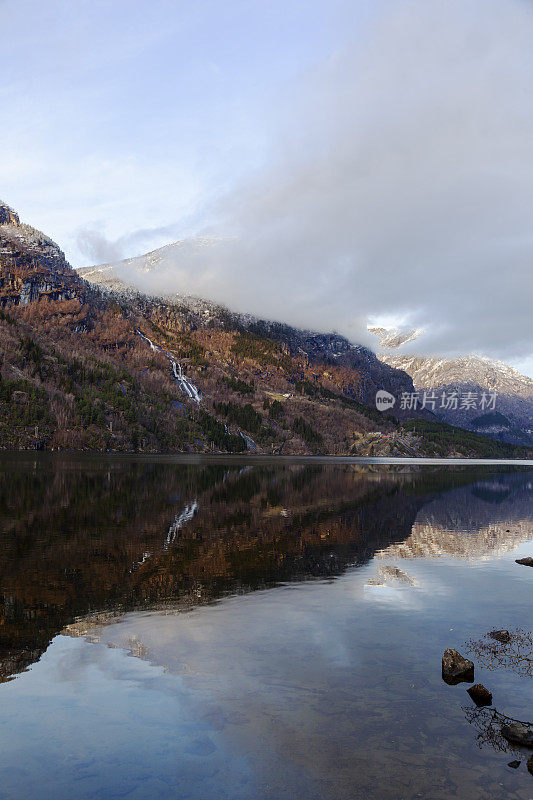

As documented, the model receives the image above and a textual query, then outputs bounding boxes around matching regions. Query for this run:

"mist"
[111,0,533,361]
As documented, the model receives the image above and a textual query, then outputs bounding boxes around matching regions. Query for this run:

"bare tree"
[463,705,532,754]
[465,628,532,678]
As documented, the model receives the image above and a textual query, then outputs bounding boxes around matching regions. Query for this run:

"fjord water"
[0,456,532,800]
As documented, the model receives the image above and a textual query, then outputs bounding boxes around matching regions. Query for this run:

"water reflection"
[0,458,532,685]
[463,705,533,756]
[0,457,532,799]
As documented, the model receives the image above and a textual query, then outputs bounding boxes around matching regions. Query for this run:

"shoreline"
[1,451,533,467]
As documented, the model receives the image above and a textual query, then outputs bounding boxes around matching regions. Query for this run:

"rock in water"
[508,760,521,769]
[489,629,511,643]
[442,649,475,684]
[528,754,533,776]
[501,722,533,748]
[467,684,492,706]
[516,557,533,567]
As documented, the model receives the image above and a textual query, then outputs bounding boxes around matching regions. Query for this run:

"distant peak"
[368,325,423,349]
[0,201,20,226]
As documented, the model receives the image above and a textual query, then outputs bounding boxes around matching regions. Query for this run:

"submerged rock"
[528,754,533,776]
[489,629,511,643]
[467,683,492,706]
[501,722,533,748]
[516,557,533,567]
[508,760,521,769]
[442,649,475,684]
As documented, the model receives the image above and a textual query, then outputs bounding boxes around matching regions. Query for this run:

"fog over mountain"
[88,0,533,368]
[3,0,532,370]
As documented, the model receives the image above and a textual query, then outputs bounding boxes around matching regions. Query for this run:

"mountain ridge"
[380,353,533,446]
[0,201,531,457]
[77,259,417,409]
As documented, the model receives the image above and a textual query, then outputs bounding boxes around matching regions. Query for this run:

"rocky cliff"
[0,201,86,308]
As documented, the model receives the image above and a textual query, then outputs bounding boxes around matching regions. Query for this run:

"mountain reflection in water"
[0,457,531,684]
[0,456,532,800]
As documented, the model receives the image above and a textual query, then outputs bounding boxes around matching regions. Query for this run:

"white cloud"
[125,0,533,364]
[2,0,532,370]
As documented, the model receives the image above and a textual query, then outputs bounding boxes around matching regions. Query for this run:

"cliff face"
[0,202,19,226]
[0,202,85,308]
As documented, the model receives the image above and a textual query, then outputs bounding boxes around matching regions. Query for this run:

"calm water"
[0,455,532,800]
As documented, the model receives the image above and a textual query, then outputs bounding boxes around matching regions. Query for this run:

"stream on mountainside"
[0,454,532,800]
[136,329,202,403]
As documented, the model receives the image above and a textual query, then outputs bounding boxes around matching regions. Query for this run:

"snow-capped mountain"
[380,354,533,399]
[367,326,424,349]
[380,353,533,445]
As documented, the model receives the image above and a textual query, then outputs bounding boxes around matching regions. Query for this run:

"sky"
[1,0,533,375]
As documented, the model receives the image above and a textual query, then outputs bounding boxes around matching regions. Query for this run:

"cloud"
[76,221,183,265]
[123,0,533,363]
[76,226,125,265]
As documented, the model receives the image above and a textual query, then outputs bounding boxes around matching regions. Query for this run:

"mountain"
[78,237,225,293]
[367,326,424,349]
[380,353,533,398]
[380,354,533,446]
[0,201,87,306]
[80,249,533,454]
[78,257,415,408]
[0,202,411,453]
[1,201,531,456]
